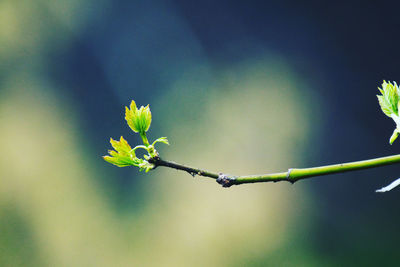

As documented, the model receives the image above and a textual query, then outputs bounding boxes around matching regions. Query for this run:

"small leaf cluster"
[125,101,152,134]
[103,100,168,172]
[377,81,400,144]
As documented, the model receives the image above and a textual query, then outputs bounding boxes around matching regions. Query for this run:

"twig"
[150,156,219,179]
[149,154,400,187]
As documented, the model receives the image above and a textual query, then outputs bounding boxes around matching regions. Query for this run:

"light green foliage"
[103,100,168,171]
[103,136,134,167]
[377,81,400,144]
[103,137,151,171]
[125,100,152,134]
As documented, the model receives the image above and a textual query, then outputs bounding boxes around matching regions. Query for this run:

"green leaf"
[389,84,399,114]
[125,100,152,134]
[377,95,393,117]
[103,136,141,167]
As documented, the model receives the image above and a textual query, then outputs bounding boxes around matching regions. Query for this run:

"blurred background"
[1,0,400,266]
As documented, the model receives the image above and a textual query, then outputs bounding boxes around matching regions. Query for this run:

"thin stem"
[149,157,219,179]
[140,132,158,158]
[140,133,150,147]
[150,154,400,187]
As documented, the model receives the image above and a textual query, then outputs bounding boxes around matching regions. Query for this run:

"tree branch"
[149,154,400,187]
[150,156,219,179]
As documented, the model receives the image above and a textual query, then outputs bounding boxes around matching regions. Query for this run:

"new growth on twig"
[103,81,400,192]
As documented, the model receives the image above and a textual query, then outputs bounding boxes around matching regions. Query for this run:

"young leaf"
[152,137,169,146]
[103,137,141,167]
[377,95,392,117]
[125,100,152,134]
[377,81,400,144]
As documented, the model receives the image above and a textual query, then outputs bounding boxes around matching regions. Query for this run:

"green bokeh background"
[1,1,400,266]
